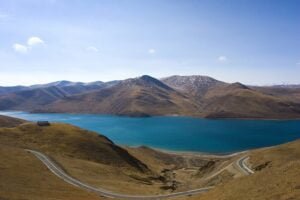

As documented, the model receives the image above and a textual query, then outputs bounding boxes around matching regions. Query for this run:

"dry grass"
[0,115,26,127]
[180,140,300,200]
[54,155,168,195]
[0,122,148,172]
[1,116,299,199]
[126,146,239,192]
[0,145,104,200]
[0,121,239,197]
[0,122,172,197]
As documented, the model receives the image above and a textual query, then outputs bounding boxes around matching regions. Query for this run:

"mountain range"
[1,75,300,119]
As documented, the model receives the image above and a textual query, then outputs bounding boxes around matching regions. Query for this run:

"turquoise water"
[1,111,300,153]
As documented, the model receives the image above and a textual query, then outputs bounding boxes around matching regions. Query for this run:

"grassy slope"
[0,120,172,196]
[182,140,300,200]
[1,115,299,199]
[126,146,241,192]
[54,155,168,195]
[0,123,148,172]
[0,119,191,196]
[0,115,25,127]
[0,117,234,196]
[0,145,103,200]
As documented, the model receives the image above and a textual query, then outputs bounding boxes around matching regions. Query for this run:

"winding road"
[26,149,254,199]
[236,156,255,175]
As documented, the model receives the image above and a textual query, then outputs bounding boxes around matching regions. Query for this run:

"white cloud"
[297,61,300,65]
[86,46,99,52]
[218,56,228,63]
[12,36,44,54]
[27,36,44,46]
[13,43,28,54]
[148,49,156,54]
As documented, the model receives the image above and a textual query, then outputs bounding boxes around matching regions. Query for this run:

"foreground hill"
[0,145,103,200]
[183,139,300,200]
[0,115,233,197]
[0,115,25,127]
[0,115,299,199]
[0,122,148,172]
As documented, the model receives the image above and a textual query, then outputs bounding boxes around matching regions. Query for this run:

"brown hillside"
[40,76,300,119]
[0,115,26,127]
[1,115,299,199]
[202,83,300,119]
[0,145,103,200]
[0,123,148,172]
[0,117,230,196]
[253,86,300,102]
[0,86,67,111]
[182,139,300,200]
[42,75,201,116]
[1,75,300,119]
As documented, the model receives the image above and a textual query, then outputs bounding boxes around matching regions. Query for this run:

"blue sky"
[0,0,299,86]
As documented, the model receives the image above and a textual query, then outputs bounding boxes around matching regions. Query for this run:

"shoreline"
[2,110,300,121]
[149,147,249,158]
[125,145,250,158]
[125,144,277,159]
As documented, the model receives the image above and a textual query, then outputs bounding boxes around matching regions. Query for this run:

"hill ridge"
[0,75,300,119]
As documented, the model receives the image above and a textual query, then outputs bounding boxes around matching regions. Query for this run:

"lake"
[1,111,300,153]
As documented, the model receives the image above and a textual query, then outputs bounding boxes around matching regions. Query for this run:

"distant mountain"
[251,85,300,102]
[160,77,300,118]
[161,75,225,97]
[201,82,300,118]
[30,80,108,95]
[0,81,107,96]
[0,86,67,111]
[269,84,300,89]
[0,86,28,95]
[30,80,85,89]
[41,75,200,116]
[100,80,121,88]
[0,75,300,119]
[0,79,119,112]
